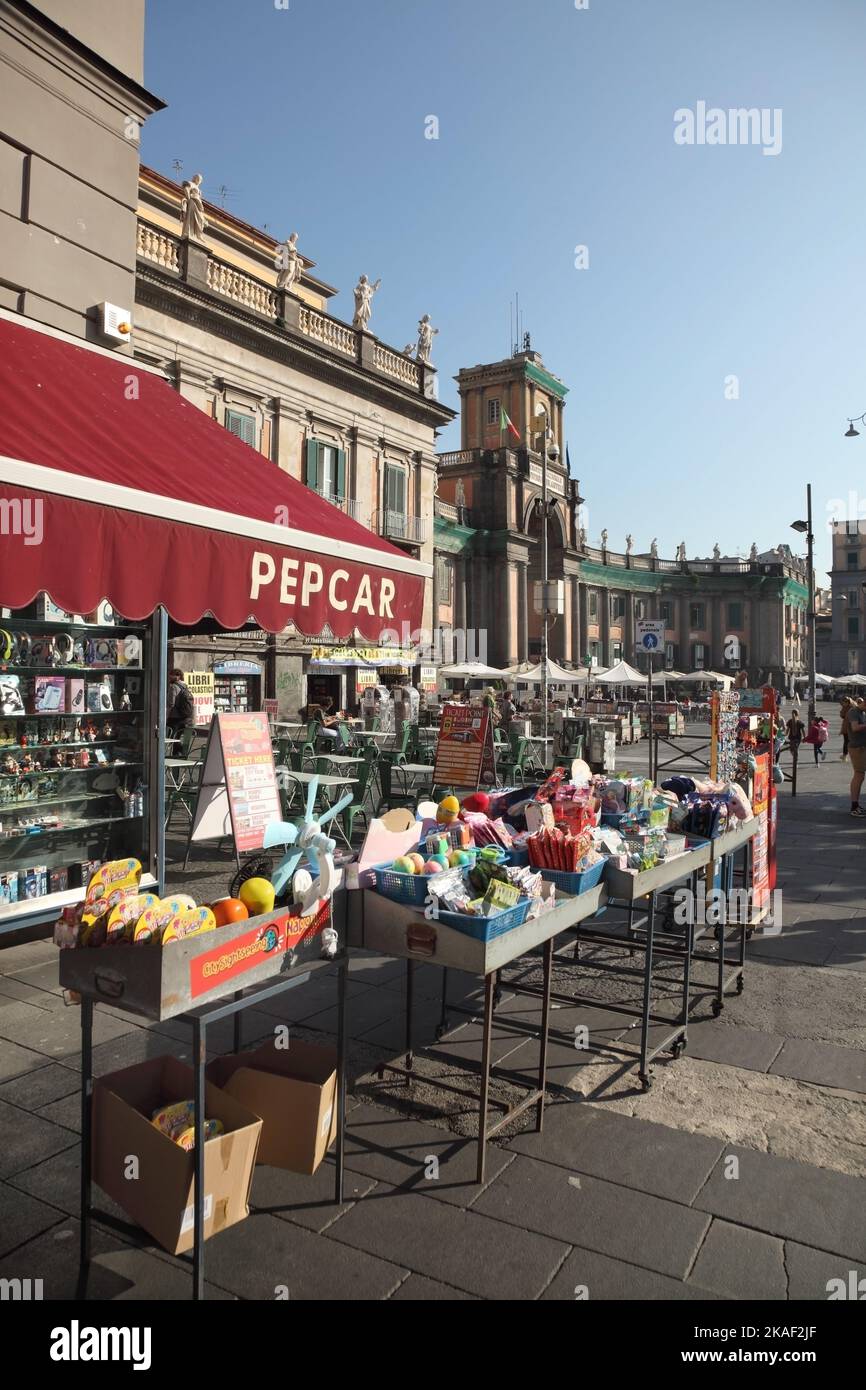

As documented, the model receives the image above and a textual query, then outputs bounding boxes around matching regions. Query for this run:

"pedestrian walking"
[840,696,852,761]
[846,698,866,816]
[167,667,194,738]
[804,714,829,764]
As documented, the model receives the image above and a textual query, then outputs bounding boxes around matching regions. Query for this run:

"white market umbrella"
[504,658,590,684]
[597,660,645,685]
[649,668,687,685]
[438,661,506,680]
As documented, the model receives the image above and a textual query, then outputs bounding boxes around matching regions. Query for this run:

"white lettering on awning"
[250,551,276,599]
[352,575,374,615]
[301,563,323,607]
[379,578,395,618]
[328,569,349,610]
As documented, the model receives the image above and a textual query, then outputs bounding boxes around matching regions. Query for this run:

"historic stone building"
[133,166,454,711]
[819,520,866,676]
[435,345,809,687]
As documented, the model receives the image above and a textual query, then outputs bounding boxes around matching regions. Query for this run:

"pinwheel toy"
[263,775,353,914]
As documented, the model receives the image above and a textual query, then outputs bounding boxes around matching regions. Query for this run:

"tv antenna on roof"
[171,158,183,179]
[216,184,240,208]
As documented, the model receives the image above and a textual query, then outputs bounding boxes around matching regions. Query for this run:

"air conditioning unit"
[96,302,133,344]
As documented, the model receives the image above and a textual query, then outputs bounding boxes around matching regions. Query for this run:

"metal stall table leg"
[536,937,553,1132]
[336,956,347,1204]
[476,971,496,1184]
[638,891,656,1091]
[192,1015,206,1302]
[79,995,94,1285]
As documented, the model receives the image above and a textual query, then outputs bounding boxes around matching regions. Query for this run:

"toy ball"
[448,849,471,867]
[423,860,443,874]
[437,795,460,824]
[211,897,249,927]
[431,854,449,869]
[462,792,490,814]
[239,877,275,915]
[393,855,416,874]
[407,852,426,873]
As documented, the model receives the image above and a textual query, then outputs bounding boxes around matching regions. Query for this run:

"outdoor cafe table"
[349,883,607,1182]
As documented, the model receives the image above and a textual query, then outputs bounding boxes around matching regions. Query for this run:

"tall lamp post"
[790,485,816,722]
[534,405,560,751]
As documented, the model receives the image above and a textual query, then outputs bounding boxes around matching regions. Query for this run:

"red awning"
[0,316,427,638]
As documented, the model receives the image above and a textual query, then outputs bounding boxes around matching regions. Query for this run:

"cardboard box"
[34,676,65,713]
[208,1038,337,1174]
[67,679,85,715]
[93,1055,262,1255]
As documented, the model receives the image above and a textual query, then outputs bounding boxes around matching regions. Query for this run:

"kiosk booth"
[0,313,429,932]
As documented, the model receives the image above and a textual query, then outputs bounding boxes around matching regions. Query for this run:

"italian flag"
[500,407,520,441]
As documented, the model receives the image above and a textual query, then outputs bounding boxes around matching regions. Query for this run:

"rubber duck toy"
[437,794,460,825]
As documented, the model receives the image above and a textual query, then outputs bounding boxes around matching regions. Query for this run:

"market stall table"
[70,950,349,1303]
[351,884,607,1181]
[698,818,759,1014]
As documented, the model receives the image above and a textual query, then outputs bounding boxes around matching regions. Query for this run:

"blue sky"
[141,0,866,576]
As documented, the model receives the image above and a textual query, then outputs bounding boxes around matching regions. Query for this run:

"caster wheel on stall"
[671,1039,687,1058]
[639,1071,653,1092]
[711,999,723,1017]
[736,977,745,995]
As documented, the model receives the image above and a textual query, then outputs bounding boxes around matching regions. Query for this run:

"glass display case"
[0,600,160,931]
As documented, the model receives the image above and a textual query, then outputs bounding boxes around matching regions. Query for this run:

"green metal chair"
[164,742,205,828]
[295,719,320,769]
[392,721,413,767]
[341,748,378,842]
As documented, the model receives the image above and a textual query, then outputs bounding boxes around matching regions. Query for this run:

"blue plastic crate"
[507,844,529,866]
[538,858,607,895]
[372,865,435,906]
[436,897,531,941]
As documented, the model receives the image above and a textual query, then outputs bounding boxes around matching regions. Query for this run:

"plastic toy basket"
[507,844,529,867]
[371,866,434,906]
[436,897,531,941]
[537,858,607,895]
[600,809,649,829]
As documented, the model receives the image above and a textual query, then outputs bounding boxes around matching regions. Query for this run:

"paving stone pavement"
[0,714,863,1298]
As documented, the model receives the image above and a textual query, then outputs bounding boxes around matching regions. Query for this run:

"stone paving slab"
[247,974,372,1025]
[0,1219,234,1300]
[57,1023,197,1075]
[768,1037,866,1094]
[747,932,839,967]
[0,1061,80,1110]
[681,1020,785,1072]
[506,1100,724,1204]
[0,974,68,1010]
[0,997,138,1062]
[0,1036,53,1084]
[784,1240,866,1300]
[0,1098,78,1180]
[693,1145,866,1261]
[474,1152,711,1279]
[353,996,459,1053]
[541,1245,725,1300]
[0,1179,66,1258]
[343,1101,514,1206]
[326,1186,570,1300]
[688,1218,787,1300]
[8,1142,147,1231]
[198,1209,408,1301]
[823,945,866,972]
[35,1091,80,1133]
[388,1272,478,1299]
[250,1158,377,1234]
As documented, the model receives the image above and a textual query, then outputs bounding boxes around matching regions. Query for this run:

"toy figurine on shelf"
[119,691,131,712]
[102,720,114,738]
[3,753,19,775]
[47,749,64,768]
[73,719,82,744]
[19,731,28,748]
[85,721,98,744]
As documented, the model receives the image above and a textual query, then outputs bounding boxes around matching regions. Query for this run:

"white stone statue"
[415,314,439,364]
[713,542,721,560]
[601,528,608,548]
[677,541,687,562]
[454,479,466,509]
[626,534,634,555]
[180,173,207,241]
[750,541,758,560]
[353,275,381,330]
[579,525,587,549]
[276,232,303,291]
[650,537,659,558]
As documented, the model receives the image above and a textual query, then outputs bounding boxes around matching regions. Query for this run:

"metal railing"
[438,450,475,468]
[320,493,362,522]
[376,509,428,543]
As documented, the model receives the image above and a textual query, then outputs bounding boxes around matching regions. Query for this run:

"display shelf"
[0,739,120,755]
[0,761,143,778]
[0,789,124,812]
[0,709,143,719]
[0,664,140,676]
[0,616,145,635]
[1,812,143,841]
[0,872,158,927]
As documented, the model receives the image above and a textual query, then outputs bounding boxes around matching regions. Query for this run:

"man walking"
[847,698,866,817]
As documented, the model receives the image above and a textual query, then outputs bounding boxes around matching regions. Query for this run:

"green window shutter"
[335,448,346,500]
[306,439,320,491]
[386,465,406,515]
[225,409,257,448]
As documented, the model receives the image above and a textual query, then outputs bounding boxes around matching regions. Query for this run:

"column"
[711,590,723,669]
[577,582,588,665]
[601,589,611,666]
[679,595,691,671]
[625,593,635,660]
[518,561,529,661]
[505,562,518,667]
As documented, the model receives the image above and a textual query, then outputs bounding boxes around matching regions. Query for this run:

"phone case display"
[0,605,154,924]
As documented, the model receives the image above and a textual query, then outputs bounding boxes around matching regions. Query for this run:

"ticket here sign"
[432,703,494,789]
[189,711,282,855]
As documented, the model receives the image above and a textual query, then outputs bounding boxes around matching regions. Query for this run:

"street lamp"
[534,405,559,750]
[790,488,816,721]
[844,412,865,438]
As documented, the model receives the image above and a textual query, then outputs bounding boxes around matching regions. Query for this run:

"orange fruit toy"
[211,898,249,927]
